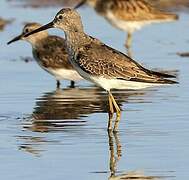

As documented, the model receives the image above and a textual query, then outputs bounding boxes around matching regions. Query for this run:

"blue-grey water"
[0,1,189,179]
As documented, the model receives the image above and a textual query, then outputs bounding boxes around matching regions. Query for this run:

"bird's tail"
[155,78,178,84]
[154,12,179,21]
[149,70,176,79]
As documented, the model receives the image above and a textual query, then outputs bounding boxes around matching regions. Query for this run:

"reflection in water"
[18,87,150,156]
[24,87,149,133]
[108,132,166,180]
[17,136,47,156]
[16,87,175,177]
[108,131,122,178]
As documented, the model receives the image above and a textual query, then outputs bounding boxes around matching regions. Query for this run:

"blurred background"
[0,0,189,180]
[6,0,189,10]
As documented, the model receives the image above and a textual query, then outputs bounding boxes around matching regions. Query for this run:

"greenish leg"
[108,130,116,177]
[114,132,122,160]
[125,31,132,50]
[108,91,114,131]
[109,93,121,132]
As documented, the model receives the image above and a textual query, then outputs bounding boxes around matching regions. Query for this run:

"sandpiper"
[24,8,177,131]
[7,22,82,88]
[75,0,178,49]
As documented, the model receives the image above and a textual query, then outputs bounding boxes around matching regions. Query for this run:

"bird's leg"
[114,132,122,160]
[109,93,121,132]
[108,130,116,177]
[70,81,75,88]
[108,92,114,131]
[127,47,133,58]
[125,31,132,50]
[56,80,61,88]
[108,131,122,178]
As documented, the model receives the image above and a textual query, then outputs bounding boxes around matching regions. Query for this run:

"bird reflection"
[75,0,178,53]
[108,131,162,180]
[18,87,150,156]
[17,136,47,157]
[24,87,149,133]
[108,131,122,178]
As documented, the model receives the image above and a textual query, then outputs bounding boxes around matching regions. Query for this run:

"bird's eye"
[25,28,29,33]
[58,15,63,20]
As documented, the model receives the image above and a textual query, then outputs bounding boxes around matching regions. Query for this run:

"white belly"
[106,11,173,33]
[90,76,164,91]
[70,62,163,91]
[43,67,83,81]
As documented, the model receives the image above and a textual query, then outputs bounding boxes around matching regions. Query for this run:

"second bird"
[75,0,178,50]
[8,23,82,88]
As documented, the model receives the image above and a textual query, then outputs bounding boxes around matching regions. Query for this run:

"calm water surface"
[0,1,189,179]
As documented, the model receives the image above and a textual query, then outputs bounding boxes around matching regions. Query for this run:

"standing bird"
[24,9,177,131]
[75,0,178,50]
[7,23,82,88]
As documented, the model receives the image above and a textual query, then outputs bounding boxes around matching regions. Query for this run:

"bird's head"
[7,22,48,45]
[22,8,83,39]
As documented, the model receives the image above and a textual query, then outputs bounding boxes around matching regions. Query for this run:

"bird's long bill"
[74,0,87,9]
[24,21,54,38]
[7,34,22,45]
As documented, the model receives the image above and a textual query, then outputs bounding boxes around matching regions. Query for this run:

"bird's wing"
[109,0,175,21]
[34,36,73,69]
[76,38,176,84]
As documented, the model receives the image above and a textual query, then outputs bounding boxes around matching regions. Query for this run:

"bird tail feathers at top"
[148,70,178,84]
[156,78,178,84]
[149,70,177,79]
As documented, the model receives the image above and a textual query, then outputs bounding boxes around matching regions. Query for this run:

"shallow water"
[1,1,189,180]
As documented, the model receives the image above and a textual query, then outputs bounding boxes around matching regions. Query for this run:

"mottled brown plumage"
[33,35,72,69]
[93,0,178,21]
[24,8,178,131]
[76,39,176,84]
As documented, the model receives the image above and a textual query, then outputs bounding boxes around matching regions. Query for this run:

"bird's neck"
[65,30,91,50]
[27,33,48,49]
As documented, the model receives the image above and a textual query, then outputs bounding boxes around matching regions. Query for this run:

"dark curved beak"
[74,0,87,9]
[7,34,22,45]
[24,21,54,38]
